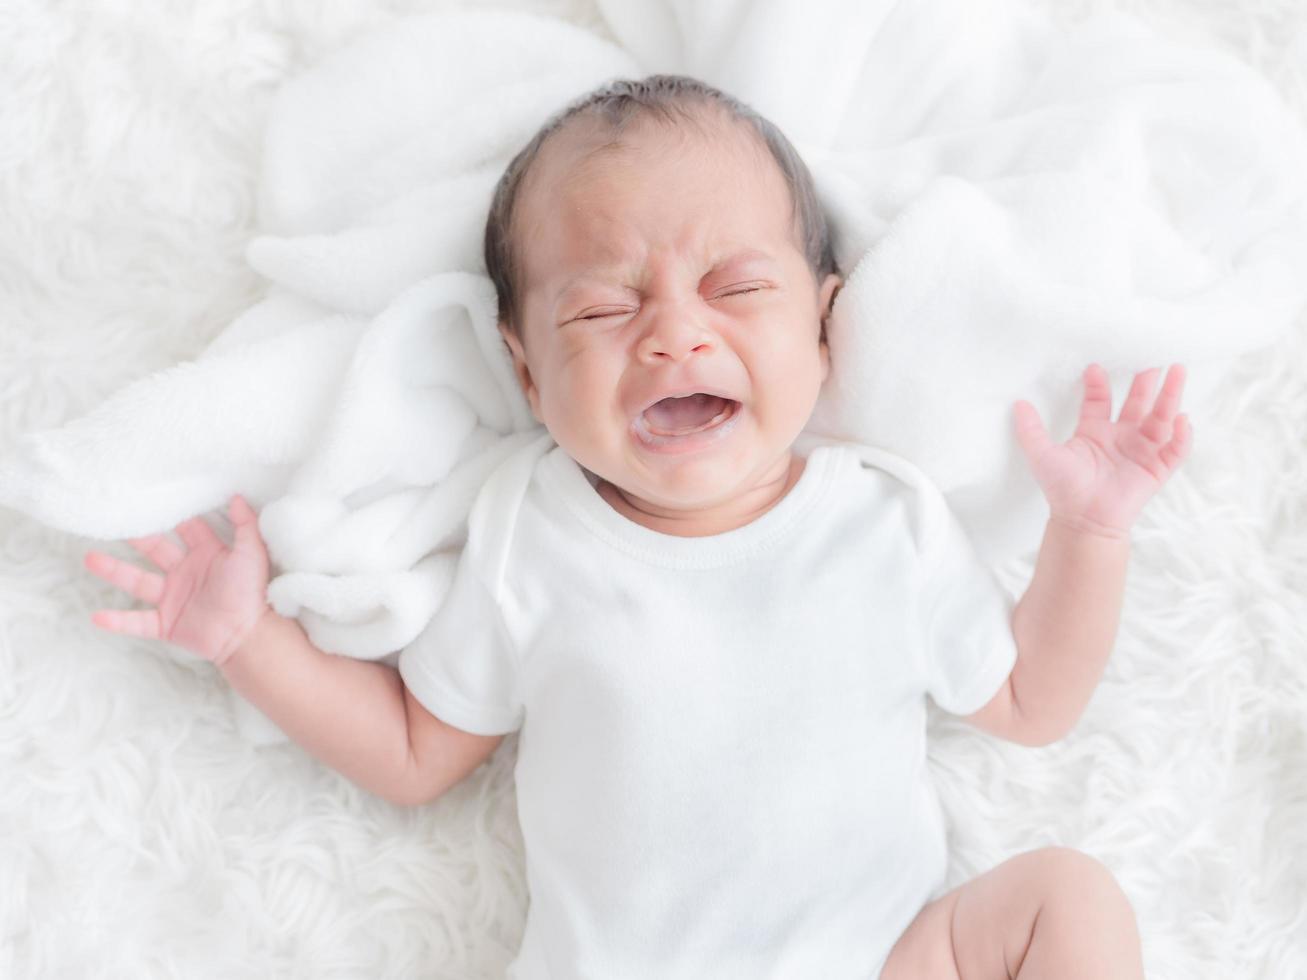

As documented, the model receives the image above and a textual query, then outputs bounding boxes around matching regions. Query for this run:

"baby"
[86,75,1192,979]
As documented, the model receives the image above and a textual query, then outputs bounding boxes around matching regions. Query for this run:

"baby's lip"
[631,387,741,420]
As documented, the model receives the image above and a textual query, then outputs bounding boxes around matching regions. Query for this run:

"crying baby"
[89,72,1191,980]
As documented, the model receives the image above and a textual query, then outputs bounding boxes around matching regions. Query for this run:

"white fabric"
[0,0,1304,745]
[399,432,1018,978]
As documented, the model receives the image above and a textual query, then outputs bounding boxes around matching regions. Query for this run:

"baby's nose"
[636,311,715,362]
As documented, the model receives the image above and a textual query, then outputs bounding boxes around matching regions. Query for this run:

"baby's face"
[500,113,841,524]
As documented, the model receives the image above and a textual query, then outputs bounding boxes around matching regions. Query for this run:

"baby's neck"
[595,452,806,537]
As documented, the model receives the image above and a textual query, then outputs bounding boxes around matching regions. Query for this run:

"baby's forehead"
[508,107,803,308]
[533,107,774,202]
[525,117,788,237]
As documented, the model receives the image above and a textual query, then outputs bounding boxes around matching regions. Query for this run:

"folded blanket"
[2,0,1304,743]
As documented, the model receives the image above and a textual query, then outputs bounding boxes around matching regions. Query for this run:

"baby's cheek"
[773,346,827,422]
[545,357,612,425]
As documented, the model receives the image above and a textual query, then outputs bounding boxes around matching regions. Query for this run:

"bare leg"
[880,846,1144,980]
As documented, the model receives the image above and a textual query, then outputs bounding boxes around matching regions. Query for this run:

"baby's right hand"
[84,494,272,667]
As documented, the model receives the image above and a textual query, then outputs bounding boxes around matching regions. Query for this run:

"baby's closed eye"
[572,283,768,321]
[720,284,765,298]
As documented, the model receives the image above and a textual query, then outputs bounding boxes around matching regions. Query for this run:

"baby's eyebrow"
[708,247,778,270]
[555,248,778,295]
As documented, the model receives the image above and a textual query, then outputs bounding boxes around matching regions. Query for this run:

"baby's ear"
[498,321,542,422]
[819,273,843,320]
[817,276,839,384]
[498,319,525,361]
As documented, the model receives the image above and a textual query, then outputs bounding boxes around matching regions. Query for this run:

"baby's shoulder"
[822,438,935,497]
[462,430,555,588]
[819,439,953,550]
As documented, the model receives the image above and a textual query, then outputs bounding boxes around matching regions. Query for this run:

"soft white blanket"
[1,0,1303,746]
[3,1,1306,977]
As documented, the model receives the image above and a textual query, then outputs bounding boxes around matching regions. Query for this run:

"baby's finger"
[230,494,256,520]
[126,533,185,571]
[1149,364,1186,422]
[90,606,162,640]
[84,551,166,605]
[1157,413,1193,471]
[1013,400,1053,460]
[229,495,266,555]
[1078,364,1113,422]
[1141,365,1186,443]
[176,514,223,552]
[1117,367,1161,425]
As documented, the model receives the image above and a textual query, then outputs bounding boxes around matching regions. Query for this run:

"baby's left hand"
[1014,363,1192,539]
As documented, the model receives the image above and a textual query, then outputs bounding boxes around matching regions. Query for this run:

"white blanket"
[1,0,1304,744]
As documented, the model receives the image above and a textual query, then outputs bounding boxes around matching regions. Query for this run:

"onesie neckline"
[537,441,847,569]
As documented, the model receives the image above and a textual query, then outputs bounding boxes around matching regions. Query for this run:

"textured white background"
[1,0,1305,977]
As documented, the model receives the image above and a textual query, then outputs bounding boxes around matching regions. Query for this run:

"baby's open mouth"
[638,393,738,437]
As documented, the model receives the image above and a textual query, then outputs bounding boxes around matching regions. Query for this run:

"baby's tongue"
[643,393,729,433]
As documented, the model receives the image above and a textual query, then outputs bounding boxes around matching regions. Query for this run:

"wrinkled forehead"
[512,111,798,293]
[523,106,768,205]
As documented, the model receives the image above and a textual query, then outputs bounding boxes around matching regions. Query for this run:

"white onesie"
[398,431,1019,980]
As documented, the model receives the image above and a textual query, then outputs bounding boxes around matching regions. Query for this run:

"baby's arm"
[965,519,1130,745]
[85,495,501,806]
[964,363,1191,746]
[222,610,504,806]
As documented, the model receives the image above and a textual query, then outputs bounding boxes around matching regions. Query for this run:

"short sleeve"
[910,480,1019,716]
[397,547,524,736]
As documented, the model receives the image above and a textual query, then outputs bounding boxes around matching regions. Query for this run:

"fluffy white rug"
[2,0,1304,977]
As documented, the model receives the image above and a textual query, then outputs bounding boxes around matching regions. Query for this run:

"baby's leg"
[880,846,1143,980]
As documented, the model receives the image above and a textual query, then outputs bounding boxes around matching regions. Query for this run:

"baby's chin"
[603,452,796,518]
[609,479,741,513]
[594,475,762,536]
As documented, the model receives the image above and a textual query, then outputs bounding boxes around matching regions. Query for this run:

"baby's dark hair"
[483,73,839,344]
